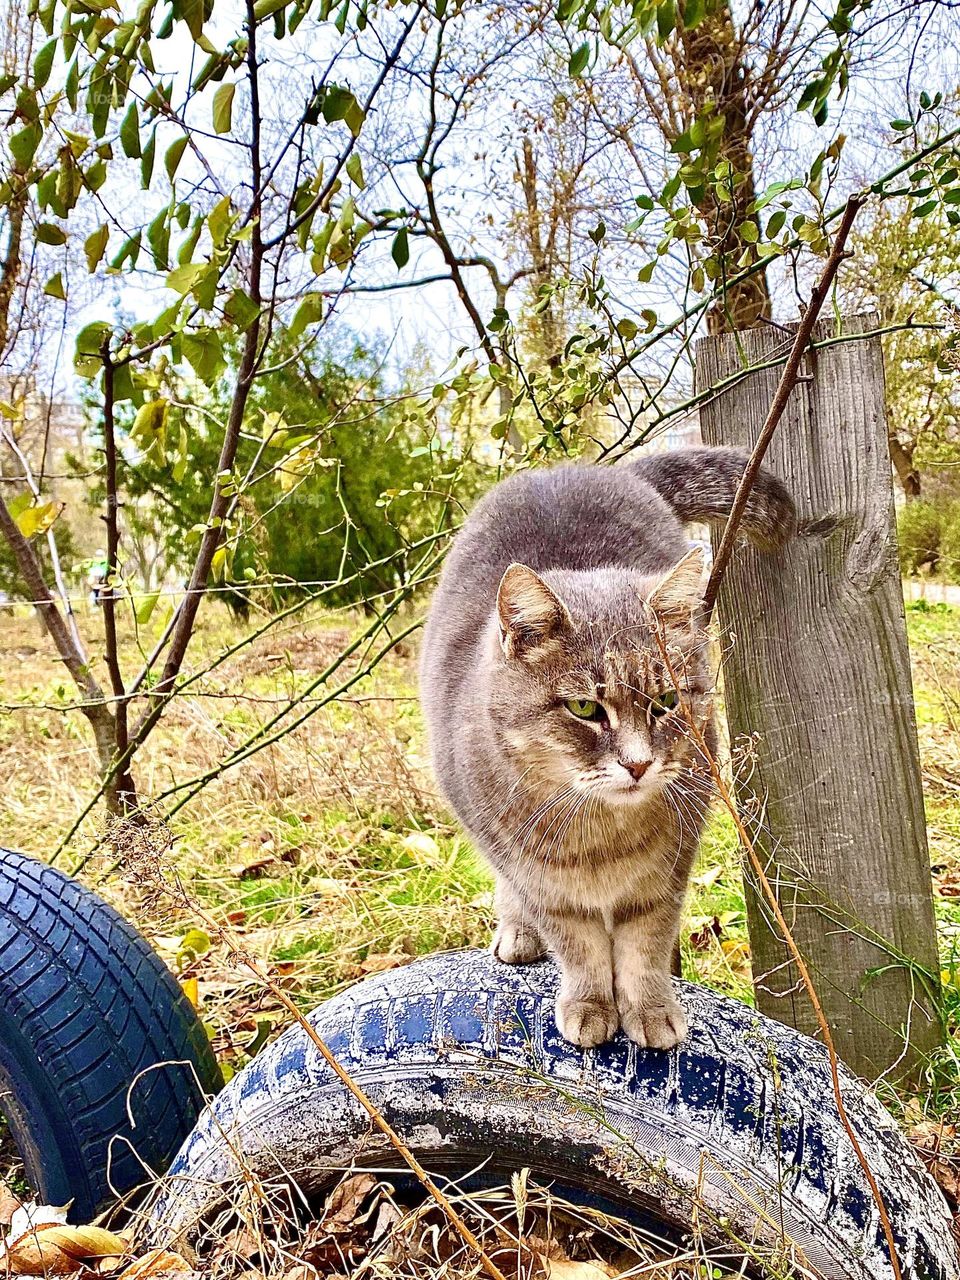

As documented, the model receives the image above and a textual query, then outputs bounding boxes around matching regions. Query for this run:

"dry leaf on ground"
[114,1248,196,1280]
[543,1260,617,1279]
[322,1173,377,1234]
[4,1226,124,1276]
[0,1180,21,1227]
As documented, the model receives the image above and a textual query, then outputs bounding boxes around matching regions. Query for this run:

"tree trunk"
[677,0,771,332]
[888,434,921,499]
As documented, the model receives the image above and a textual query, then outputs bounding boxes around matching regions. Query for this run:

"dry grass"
[0,593,958,1253]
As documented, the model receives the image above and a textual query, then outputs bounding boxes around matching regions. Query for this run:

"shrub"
[939,503,960,585]
[897,500,944,575]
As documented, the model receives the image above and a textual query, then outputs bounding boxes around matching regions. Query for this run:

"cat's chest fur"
[484,795,687,919]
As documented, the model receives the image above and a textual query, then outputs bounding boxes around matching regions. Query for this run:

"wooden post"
[695,312,942,1082]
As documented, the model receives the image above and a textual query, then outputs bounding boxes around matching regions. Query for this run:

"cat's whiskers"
[506,783,582,873]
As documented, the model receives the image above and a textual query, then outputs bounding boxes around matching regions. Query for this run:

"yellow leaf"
[401,832,440,862]
[35,1226,127,1259]
[132,398,168,439]
[180,927,211,957]
[14,501,63,539]
[181,976,199,1008]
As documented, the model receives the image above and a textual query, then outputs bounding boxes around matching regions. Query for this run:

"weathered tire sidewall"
[0,848,224,1219]
[151,950,958,1280]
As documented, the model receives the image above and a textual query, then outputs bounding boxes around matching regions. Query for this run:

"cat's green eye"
[565,698,603,721]
[650,689,679,717]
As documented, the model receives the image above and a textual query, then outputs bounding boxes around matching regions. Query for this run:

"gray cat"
[420,448,795,1050]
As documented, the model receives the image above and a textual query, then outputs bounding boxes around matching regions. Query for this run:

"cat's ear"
[647,546,705,620]
[497,564,570,658]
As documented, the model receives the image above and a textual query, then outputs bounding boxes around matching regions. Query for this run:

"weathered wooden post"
[695,312,942,1082]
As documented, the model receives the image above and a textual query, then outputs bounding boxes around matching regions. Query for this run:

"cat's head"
[489,549,711,807]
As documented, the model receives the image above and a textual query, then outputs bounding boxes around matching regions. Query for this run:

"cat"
[420,447,795,1050]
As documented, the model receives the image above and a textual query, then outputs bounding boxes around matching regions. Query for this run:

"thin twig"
[100,351,135,811]
[701,193,866,619]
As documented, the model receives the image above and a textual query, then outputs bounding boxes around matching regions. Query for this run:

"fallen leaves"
[909,1118,960,1206]
[2,1213,126,1277]
[543,1261,617,1279]
[114,1249,196,1280]
[0,1179,21,1226]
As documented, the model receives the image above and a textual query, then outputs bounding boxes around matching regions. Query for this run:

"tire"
[0,847,223,1221]
[150,950,957,1280]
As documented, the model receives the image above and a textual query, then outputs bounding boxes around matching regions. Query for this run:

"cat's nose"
[620,757,652,781]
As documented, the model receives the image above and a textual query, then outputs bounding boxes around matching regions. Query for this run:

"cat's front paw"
[556,995,619,1048]
[491,919,546,965]
[620,994,687,1051]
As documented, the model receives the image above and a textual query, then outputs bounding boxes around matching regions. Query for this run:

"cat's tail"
[631,446,796,551]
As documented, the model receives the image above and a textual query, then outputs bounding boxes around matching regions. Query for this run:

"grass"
[0,592,958,1153]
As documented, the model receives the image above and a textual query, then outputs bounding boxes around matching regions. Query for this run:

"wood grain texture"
[696,312,942,1082]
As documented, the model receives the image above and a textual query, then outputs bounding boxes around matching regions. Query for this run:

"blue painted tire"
[0,848,223,1220]
[151,949,956,1279]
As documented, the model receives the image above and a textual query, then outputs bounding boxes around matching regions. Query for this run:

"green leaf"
[84,224,109,271]
[147,208,171,269]
[224,287,260,330]
[141,126,156,188]
[345,151,365,189]
[174,0,207,41]
[391,226,409,269]
[739,220,759,243]
[166,262,205,294]
[616,317,639,341]
[36,222,67,245]
[43,272,65,300]
[657,0,676,41]
[182,328,225,384]
[568,41,590,77]
[177,219,203,265]
[64,57,79,109]
[289,291,324,339]
[10,123,41,170]
[253,0,286,19]
[172,424,189,482]
[913,199,938,218]
[120,100,141,158]
[134,591,160,625]
[86,157,107,191]
[212,81,235,134]
[111,231,142,270]
[766,209,786,238]
[207,194,234,246]
[165,135,189,182]
[682,0,705,27]
[322,85,364,136]
[74,321,111,377]
[33,38,57,88]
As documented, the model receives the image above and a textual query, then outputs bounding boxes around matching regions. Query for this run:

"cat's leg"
[611,898,687,1051]
[540,911,617,1048]
[491,877,546,964]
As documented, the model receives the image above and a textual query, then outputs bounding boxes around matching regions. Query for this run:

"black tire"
[0,847,223,1221]
[150,949,957,1280]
